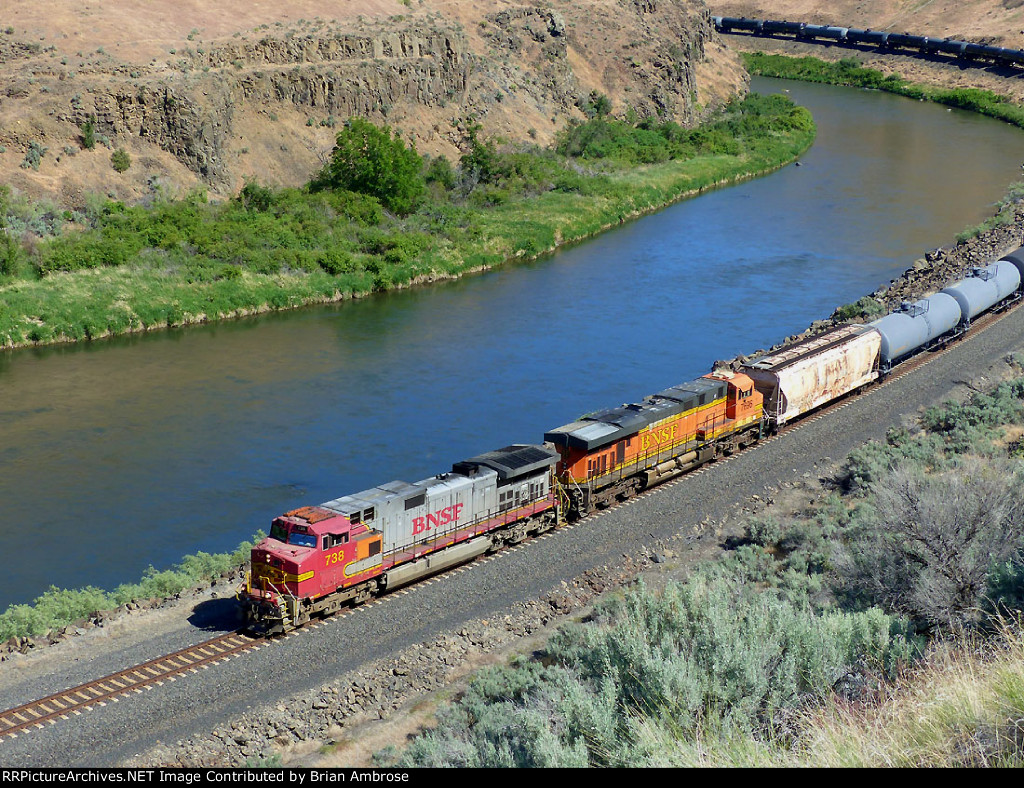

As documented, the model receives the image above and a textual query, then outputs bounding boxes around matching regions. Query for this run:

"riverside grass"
[743,51,1024,128]
[0,533,263,642]
[0,95,815,348]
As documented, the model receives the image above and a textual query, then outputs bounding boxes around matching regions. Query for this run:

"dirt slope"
[0,0,746,209]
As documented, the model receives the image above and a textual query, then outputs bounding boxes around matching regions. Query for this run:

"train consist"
[713,16,1024,69]
[239,247,1024,633]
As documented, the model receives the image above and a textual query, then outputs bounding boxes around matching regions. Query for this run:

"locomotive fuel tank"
[869,292,961,366]
[940,261,1021,323]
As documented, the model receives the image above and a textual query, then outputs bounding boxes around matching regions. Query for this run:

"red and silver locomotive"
[241,445,559,632]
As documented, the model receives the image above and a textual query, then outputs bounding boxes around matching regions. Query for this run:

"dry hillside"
[0,0,747,209]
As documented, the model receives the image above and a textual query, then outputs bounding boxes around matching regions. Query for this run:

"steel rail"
[0,631,261,740]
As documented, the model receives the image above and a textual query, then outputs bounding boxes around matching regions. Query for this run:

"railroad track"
[0,631,262,740]
[1,298,1018,746]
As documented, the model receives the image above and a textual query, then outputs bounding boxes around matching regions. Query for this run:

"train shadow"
[188,597,244,632]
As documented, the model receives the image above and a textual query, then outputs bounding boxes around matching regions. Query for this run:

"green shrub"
[80,118,96,150]
[237,178,275,212]
[111,148,131,173]
[0,232,26,277]
[318,248,356,275]
[581,90,612,119]
[19,141,47,170]
[424,154,456,190]
[392,576,916,767]
[835,458,1024,630]
[920,378,1024,454]
[459,122,509,185]
[834,296,885,321]
[840,427,947,493]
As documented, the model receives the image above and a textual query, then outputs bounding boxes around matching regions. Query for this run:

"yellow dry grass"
[793,623,1024,767]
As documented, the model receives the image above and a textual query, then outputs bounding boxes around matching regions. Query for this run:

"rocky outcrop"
[0,1,742,201]
[59,23,471,187]
[67,83,233,183]
[232,39,469,119]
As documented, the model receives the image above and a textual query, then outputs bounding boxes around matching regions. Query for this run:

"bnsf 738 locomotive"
[242,445,560,632]
[241,247,1024,633]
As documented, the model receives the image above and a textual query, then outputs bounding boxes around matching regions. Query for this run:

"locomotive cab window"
[323,533,349,550]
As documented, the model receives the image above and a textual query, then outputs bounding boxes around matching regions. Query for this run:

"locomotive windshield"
[269,520,317,548]
[288,532,317,548]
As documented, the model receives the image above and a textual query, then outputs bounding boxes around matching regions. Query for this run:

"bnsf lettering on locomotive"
[412,502,465,535]
[640,424,677,452]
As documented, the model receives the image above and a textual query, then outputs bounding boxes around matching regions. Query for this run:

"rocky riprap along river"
[720,207,1024,369]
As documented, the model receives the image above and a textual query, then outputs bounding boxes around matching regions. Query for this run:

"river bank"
[0,97,814,350]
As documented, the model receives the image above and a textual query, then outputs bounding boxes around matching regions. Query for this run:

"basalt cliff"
[0,0,746,207]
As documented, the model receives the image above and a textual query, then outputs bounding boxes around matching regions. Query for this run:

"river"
[3,77,1024,609]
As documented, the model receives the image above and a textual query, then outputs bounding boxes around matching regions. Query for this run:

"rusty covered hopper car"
[741,324,881,429]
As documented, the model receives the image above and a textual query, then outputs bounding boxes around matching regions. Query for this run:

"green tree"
[313,117,425,216]
[459,121,507,185]
[424,154,456,190]
[582,90,612,119]
[0,232,25,277]
[237,178,275,212]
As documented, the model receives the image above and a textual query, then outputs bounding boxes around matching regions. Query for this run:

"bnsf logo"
[412,503,464,535]
[640,424,677,452]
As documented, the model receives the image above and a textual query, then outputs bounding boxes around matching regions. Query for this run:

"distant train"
[239,247,1024,633]
[713,16,1024,69]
